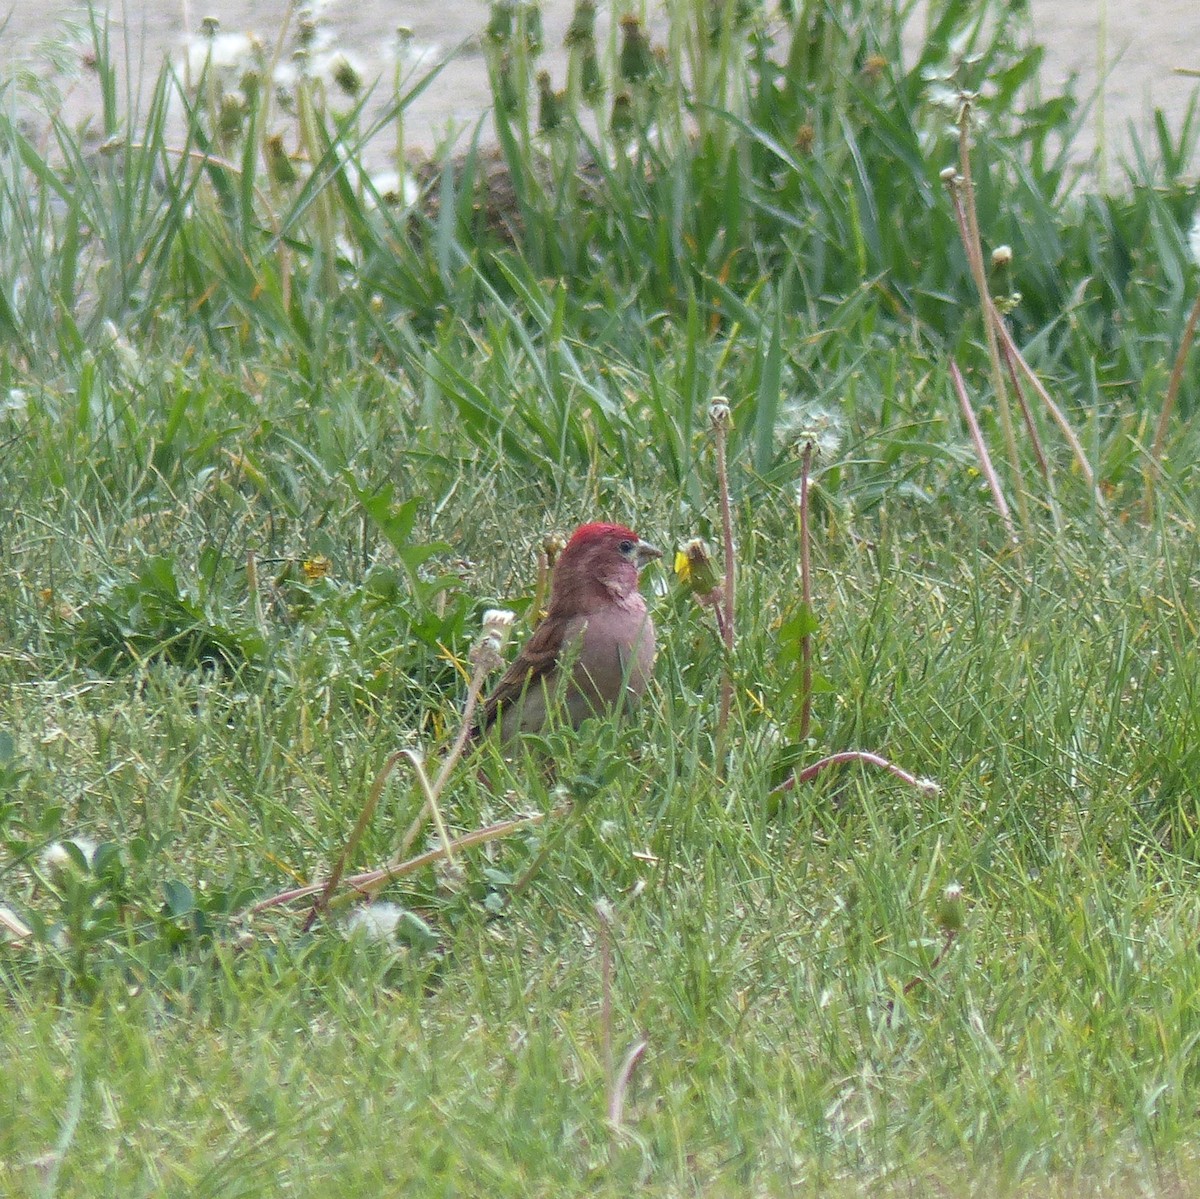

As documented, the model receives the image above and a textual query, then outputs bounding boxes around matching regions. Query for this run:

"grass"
[2,0,1200,1193]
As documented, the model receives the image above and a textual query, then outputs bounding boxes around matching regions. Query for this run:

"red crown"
[564,522,639,550]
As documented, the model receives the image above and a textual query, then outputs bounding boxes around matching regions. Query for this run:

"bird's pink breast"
[567,596,656,711]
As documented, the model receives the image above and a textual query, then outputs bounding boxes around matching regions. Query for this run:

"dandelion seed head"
[776,400,844,460]
[345,901,405,943]
[185,31,257,78]
[472,609,516,669]
[363,168,418,208]
[482,608,516,640]
[40,837,99,879]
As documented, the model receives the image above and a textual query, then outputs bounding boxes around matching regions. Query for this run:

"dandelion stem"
[798,441,814,743]
[399,642,495,859]
[298,612,509,930]
[950,359,1017,544]
[999,333,1062,533]
[608,1036,649,1130]
[400,748,458,869]
[991,307,1103,509]
[597,903,614,1100]
[1145,289,1200,520]
[773,750,938,796]
[946,129,1028,535]
[0,906,32,942]
[713,402,736,773]
[250,807,561,916]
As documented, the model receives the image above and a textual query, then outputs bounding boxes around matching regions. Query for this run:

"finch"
[476,523,661,740]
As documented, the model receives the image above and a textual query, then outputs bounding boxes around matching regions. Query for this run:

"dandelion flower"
[674,538,721,599]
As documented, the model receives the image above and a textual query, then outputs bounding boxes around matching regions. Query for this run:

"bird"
[475,523,662,741]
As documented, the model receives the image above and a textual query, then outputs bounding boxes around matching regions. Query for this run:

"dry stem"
[597,902,615,1100]
[608,1037,649,1130]
[773,750,938,798]
[1145,289,1200,519]
[991,302,1103,508]
[950,358,1018,544]
[953,105,1028,533]
[712,400,737,771]
[798,441,815,742]
[250,807,560,916]
[1000,337,1063,532]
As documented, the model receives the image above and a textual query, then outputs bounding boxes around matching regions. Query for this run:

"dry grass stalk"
[950,359,1018,544]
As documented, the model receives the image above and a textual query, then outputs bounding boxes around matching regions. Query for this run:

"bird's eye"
[618,539,636,556]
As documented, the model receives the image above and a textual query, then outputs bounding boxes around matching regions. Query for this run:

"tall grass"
[2,0,1200,1193]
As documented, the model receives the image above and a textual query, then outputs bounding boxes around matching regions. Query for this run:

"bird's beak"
[635,539,663,570]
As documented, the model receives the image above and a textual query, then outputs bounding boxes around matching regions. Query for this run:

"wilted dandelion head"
[265,132,299,184]
[610,90,634,141]
[938,881,965,933]
[709,395,731,429]
[322,50,364,96]
[485,0,510,43]
[565,0,597,46]
[296,12,321,49]
[674,537,721,597]
[776,400,843,461]
[301,555,331,581]
[536,70,562,132]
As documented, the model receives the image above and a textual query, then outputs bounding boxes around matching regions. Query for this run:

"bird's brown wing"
[475,612,575,734]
